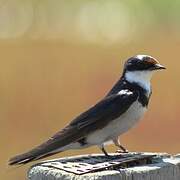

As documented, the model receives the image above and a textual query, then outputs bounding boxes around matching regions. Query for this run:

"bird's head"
[123,55,165,90]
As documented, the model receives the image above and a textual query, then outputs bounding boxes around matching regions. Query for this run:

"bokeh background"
[1,0,180,179]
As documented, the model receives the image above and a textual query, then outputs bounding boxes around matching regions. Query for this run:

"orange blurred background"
[1,1,180,179]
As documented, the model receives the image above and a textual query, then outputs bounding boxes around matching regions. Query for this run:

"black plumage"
[9,89,138,165]
[9,55,165,165]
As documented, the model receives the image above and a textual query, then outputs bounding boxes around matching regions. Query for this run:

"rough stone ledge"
[28,152,180,180]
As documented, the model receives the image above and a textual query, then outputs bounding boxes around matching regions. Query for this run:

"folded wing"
[9,90,138,165]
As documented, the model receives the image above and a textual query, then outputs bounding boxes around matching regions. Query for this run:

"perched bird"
[9,55,165,165]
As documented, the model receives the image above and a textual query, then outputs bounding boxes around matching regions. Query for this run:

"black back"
[107,76,151,107]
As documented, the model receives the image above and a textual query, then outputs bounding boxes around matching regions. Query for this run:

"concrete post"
[28,152,180,180]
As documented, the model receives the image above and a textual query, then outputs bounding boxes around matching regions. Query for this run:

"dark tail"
[9,125,80,165]
[8,149,60,165]
[9,151,38,165]
[8,131,69,165]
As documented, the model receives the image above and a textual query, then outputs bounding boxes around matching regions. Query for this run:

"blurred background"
[0,0,180,179]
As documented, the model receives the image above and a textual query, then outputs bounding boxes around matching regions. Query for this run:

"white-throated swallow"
[9,55,165,165]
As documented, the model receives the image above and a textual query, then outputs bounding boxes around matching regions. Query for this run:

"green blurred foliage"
[0,0,180,43]
[0,0,180,179]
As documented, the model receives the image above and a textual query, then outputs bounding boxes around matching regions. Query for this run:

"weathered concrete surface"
[28,152,180,180]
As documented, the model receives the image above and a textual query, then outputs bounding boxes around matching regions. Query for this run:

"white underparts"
[125,70,153,95]
[87,100,147,145]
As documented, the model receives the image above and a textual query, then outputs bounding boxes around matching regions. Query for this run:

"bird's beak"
[154,63,166,70]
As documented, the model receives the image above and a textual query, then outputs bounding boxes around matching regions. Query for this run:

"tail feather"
[9,152,37,165]
[9,125,82,165]
[8,148,61,165]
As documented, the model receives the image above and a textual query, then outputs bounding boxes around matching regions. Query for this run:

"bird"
[9,55,165,165]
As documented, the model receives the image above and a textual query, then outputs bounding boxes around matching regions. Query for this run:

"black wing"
[70,90,138,132]
[9,90,138,165]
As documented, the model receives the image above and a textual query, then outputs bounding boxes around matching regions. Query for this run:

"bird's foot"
[105,153,111,158]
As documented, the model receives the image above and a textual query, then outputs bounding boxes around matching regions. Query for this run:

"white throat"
[125,70,153,93]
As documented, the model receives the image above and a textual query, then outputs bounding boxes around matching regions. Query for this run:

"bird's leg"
[99,144,110,157]
[113,138,128,153]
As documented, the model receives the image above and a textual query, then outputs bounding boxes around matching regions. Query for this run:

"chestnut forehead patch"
[135,55,158,65]
[145,57,158,65]
[125,55,159,72]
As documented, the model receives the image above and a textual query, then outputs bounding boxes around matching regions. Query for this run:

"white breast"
[87,100,147,145]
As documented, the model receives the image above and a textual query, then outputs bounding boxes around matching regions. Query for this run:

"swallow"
[9,55,165,165]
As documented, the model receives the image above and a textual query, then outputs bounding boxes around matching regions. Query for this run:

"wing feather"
[9,90,138,165]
